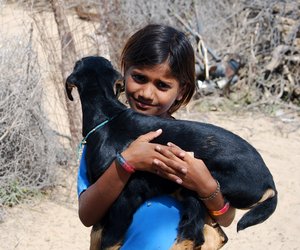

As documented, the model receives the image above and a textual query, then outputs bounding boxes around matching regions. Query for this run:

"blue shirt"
[77,146,90,197]
[77,146,182,249]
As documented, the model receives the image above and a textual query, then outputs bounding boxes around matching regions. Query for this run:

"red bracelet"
[116,152,135,173]
[209,202,230,216]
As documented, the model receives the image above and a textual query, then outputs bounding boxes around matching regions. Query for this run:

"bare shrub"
[0,29,61,207]
[74,0,299,110]
[6,0,300,111]
[211,0,300,108]
[90,0,195,68]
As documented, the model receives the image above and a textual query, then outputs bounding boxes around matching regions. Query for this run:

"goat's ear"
[65,80,74,101]
[114,70,123,81]
[114,79,125,98]
[113,70,124,97]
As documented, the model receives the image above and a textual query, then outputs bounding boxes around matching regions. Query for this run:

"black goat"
[66,56,277,249]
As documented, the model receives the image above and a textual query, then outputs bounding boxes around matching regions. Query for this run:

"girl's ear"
[176,85,186,101]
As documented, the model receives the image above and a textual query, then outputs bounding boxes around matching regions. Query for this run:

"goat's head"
[65,56,122,101]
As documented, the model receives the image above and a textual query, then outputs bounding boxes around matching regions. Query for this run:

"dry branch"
[0,31,62,207]
[75,4,100,22]
[50,0,81,145]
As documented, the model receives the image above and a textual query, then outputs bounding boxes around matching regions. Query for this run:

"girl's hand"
[121,129,170,173]
[124,137,236,226]
[153,142,236,227]
[153,142,217,196]
[122,129,186,181]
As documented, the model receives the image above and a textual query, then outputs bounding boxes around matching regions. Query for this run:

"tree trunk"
[50,0,81,147]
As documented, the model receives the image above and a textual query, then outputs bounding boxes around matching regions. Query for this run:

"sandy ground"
[1,110,300,250]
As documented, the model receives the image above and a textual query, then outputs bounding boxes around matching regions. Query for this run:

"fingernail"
[176,179,182,184]
[179,152,185,157]
[155,145,161,151]
[167,142,173,147]
[156,129,162,133]
[181,168,187,174]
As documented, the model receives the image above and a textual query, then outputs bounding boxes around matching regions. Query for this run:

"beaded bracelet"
[198,180,220,201]
[116,152,135,174]
[209,201,230,216]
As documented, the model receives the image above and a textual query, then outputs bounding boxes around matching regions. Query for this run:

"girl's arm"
[78,160,131,227]
[78,129,168,227]
[199,178,236,227]
[152,142,236,227]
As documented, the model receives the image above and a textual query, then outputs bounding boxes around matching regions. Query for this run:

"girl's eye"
[132,74,147,83]
[157,81,170,90]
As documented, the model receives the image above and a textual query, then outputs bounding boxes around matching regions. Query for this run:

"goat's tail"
[237,190,278,232]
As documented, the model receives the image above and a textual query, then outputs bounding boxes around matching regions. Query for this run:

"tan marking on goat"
[89,228,101,250]
[241,188,276,210]
[90,227,121,250]
[170,217,227,249]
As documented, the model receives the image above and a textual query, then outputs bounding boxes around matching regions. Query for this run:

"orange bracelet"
[209,202,230,216]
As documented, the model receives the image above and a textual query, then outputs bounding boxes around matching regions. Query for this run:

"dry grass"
[0,25,67,209]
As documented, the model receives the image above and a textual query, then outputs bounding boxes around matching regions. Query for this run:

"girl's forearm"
[200,179,236,227]
[203,194,236,227]
[78,161,131,227]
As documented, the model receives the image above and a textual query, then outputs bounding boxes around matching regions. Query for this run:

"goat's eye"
[132,74,147,83]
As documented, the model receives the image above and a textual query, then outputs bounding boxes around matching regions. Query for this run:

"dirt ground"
[1,110,300,250]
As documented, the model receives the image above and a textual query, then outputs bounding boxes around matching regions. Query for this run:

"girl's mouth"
[133,98,155,110]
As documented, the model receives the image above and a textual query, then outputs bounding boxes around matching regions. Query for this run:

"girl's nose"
[139,84,154,100]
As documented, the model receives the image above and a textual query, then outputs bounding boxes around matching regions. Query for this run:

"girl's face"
[124,62,184,118]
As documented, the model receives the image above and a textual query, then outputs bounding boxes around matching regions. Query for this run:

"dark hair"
[121,24,195,114]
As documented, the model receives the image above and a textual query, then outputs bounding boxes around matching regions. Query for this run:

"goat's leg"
[177,196,206,247]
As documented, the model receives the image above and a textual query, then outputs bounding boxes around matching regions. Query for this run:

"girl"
[77,24,235,249]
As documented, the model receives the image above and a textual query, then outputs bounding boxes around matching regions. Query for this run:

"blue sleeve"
[77,146,91,197]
